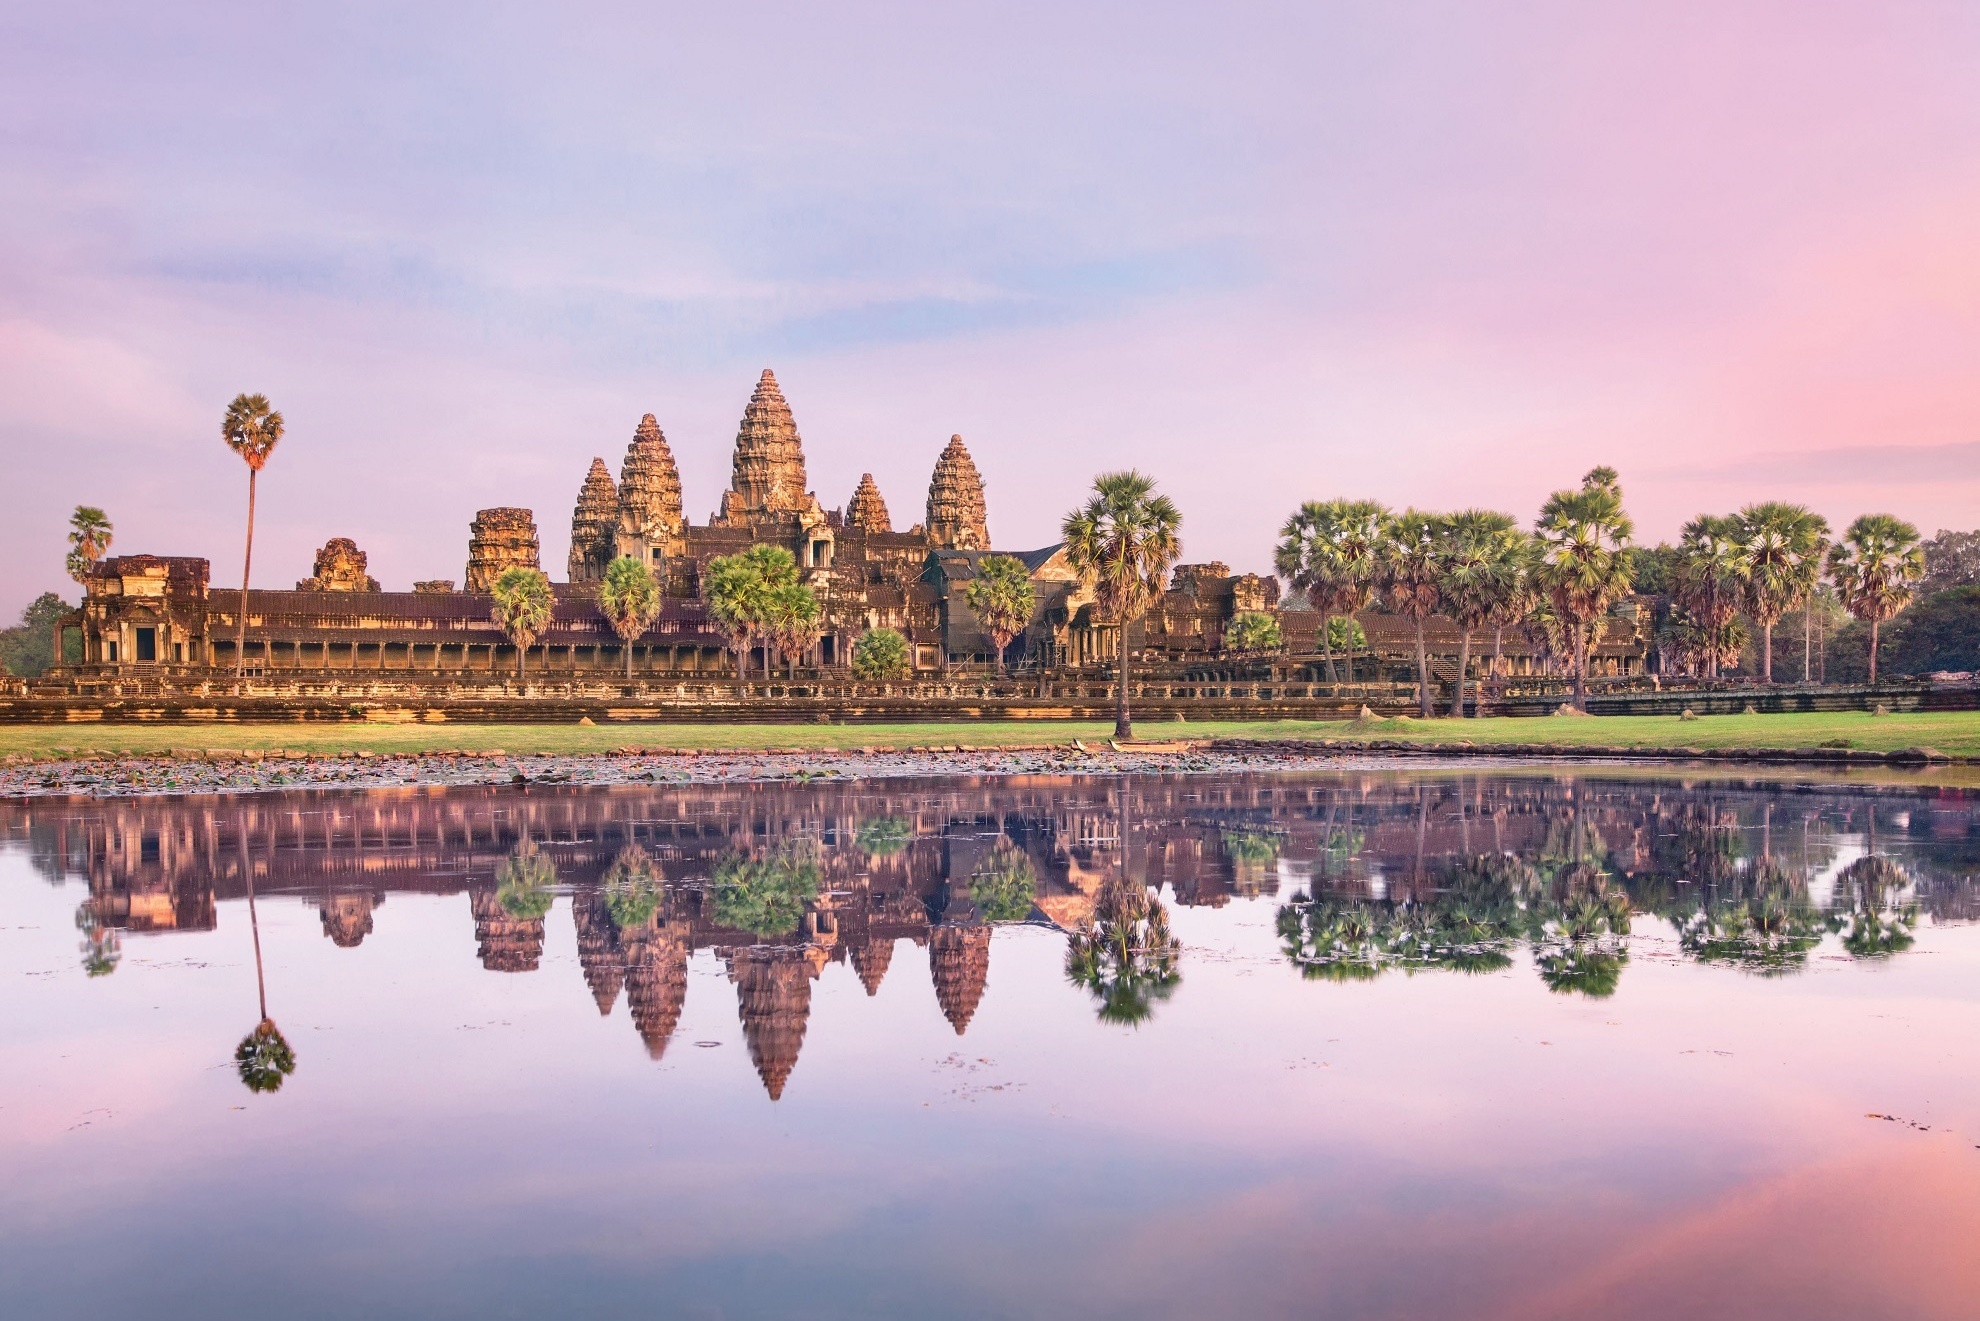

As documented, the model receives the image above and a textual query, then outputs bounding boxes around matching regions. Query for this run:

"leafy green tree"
[1918,528,1980,596]
[1381,510,1447,717]
[65,506,113,584]
[702,544,800,678]
[1530,468,1635,710]
[1065,878,1181,1025]
[851,627,910,680]
[1734,502,1829,683]
[75,901,120,976]
[1224,610,1281,654]
[965,553,1035,673]
[709,841,821,937]
[490,566,553,681]
[1061,471,1183,740]
[1326,616,1367,653]
[0,593,76,678]
[1275,499,1388,683]
[1881,585,1980,676]
[1826,514,1925,684]
[221,393,284,678]
[597,555,661,679]
[1436,509,1523,717]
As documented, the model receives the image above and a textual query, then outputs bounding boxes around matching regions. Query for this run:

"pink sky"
[4,1,1979,615]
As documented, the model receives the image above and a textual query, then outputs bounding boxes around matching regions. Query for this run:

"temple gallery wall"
[41,369,1650,700]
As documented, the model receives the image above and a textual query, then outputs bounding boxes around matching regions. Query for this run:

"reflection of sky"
[7,855,1980,1317]
[9,4,1980,615]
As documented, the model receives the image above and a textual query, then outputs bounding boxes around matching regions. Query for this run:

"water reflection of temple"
[10,773,1977,1096]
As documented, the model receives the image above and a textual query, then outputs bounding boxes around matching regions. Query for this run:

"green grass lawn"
[0,710,1975,757]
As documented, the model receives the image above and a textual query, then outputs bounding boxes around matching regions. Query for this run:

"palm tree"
[739,544,800,676]
[1826,514,1925,684]
[1436,509,1522,717]
[964,553,1035,674]
[761,580,820,678]
[1060,471,1183,741]
[1734,503,1829,684]
[1275,499,1388,685]
[221,394,284,679]
[1225,610,1282,654]
[701,552,764,678]
[1530,469,1635,711]
[1673,514,1746,680]
[597,555,661,680]
[490,566,553,681]
[1382,510,1446,717]
[65,506,113,584]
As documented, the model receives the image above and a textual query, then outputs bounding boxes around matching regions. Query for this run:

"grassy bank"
[0,710,1975,758]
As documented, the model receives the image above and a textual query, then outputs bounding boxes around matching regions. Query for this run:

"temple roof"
[925,435,989,550]
[848,473,892,534]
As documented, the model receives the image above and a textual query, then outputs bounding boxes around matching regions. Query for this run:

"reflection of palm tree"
[1830,854,1917,958]
[854,816,914,857]
[1066,878,1182,1024]
[75,902,121,977]
[602,844,663,930]
[234,851,296,1094]
[1277,853,1529,981]
[709,841,821,937]
[1677,859,1825,976]
[969,841,1037,923]
[1221,829,1281,895]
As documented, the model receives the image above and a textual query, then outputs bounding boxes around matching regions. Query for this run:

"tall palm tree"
[701,552,763,678]
[761,580,820,678]
[1275,499,1389,685]
[1437,509,1523,717]
[65,506,113,584]
[1673,514,1746,680]
[1530,469,1635,711]
[1733,502,1829,683]
[490,566,553,681]
[221,393,284,679]
[1826,514,1925,684]
[1382,511,1447,717]
[1061,472,1183,741]
[740,544,800,677]
[598,555,661,680]
[964,553,1035,674]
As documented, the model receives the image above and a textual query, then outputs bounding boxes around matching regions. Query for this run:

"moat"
[6,769,1979,1320]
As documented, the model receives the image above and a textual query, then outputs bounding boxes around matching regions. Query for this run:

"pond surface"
[5,769,1980,1320]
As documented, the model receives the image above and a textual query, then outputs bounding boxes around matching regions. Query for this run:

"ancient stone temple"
[929,922,991,1034]
[566,459,620,583]
[463,508,541,593]
[925,435,989,550]
[711,369,824,527]
[297,538,380,593]
[728,944,815,1100]
[847,473,892,534]
[614,413,685,557]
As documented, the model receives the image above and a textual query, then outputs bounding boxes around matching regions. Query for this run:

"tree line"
[1274,468,1941,714]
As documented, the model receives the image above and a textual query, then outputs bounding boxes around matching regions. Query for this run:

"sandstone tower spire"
[567,458,619,582]
[715,369,823,526]
[847,473,892,534]
[925,434,989,550]
[617,413,684,547]
[464,509,541,594]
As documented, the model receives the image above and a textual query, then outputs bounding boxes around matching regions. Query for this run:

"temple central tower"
[713,368,824,527]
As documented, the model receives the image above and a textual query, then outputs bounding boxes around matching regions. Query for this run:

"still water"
[5,769,1980,1320]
